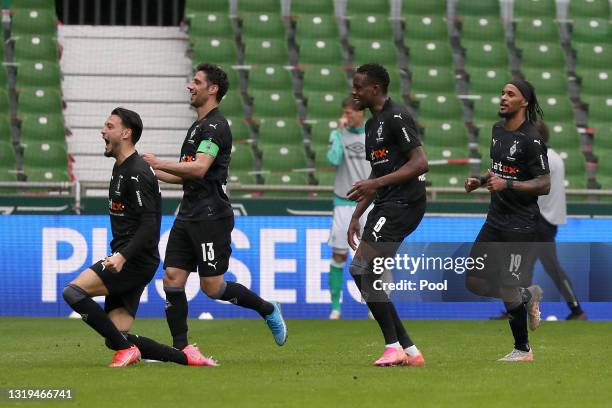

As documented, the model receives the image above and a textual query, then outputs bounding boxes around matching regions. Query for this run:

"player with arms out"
[143,64,287,363]
[465,80,550,362]
[347,64,428,367]
[63,108,202,367]
[326,96,371,319]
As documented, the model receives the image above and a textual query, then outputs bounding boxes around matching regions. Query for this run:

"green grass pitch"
[1,318,611,408]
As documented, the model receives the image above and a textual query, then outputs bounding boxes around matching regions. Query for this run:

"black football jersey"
[177,107,233,221]
[365,98,426,205]
[108,152,162,262]
[485,120,550,232]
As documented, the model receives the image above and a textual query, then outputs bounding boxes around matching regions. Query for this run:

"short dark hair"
[535,120,549,144]
[342,96,358,109]
[111,107,143,144]
[195,63,229,102]
[356,63,390,94]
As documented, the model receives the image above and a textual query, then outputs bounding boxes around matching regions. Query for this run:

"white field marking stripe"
[16,205,70,212]
[287,209,333,216]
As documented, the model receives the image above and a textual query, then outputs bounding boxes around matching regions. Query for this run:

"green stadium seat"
[312,142,333,168]
[227,171,258,185]
[513,0,557,19]
[351,39,399,67]
[421,119,469,149]
[222,66,240,90]
[298,39,343,65]
[257,118,304,144]
[247,65,293,92]
[260,143,309,171]
[545,121,582,150]
[226,116,252,142]
[230,144,256,171]
[514,18,560,45]
[291,0,335,16]
[263,171,310,186]
[348,14,393,40]
[13,35,58,62]
[305,91,346,120]
[219,91,245,117]
[188,13,233,38]
[309,119,341,145]
[240,12,286,39]
[11,9,56,36]
[237,0,280,14]
[568,0,610,19]
[0,170,17,182]
[250,90,297,118]
[24,167,70,182]
[521,68,568,96]
[538,96,575,122]
[518,42,565,69]
[191,37,238,66]
[570,18,612,44]
[243,38,289,65]
[185,0,229,17]
[574,43,612,71]
[402,0,446,16]
[346,0,390,17]
[404,15,448,42]
[425,161,470,188]
[17,87,62,116]
[22,140,67,169]
[590,121,612,149]
[459,16,505,41]
[0,116,11,141]
[302,65,348,93]
[410,66,456,95]
[557,149,586,178]
[387,68,405,99]
[294,14,339,40]
[457,0,500,17]
[20,114,64,143]
[417,94,465,121]
[0,88,9,115]
[462,40,509,70]
[16,61,61,89]
[472,93,501,128]
[12,0,56,10]
[585,96,612,122]
[314,169,336,186]
[408,40,453,67]
[466,67,511,95]
[0,141,16,169]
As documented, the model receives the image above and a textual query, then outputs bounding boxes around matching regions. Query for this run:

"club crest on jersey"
[509,141,518,157]
[492,138,497,146]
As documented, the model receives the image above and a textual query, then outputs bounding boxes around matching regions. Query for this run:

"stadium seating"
[185,0,229,17]
[247,65,293,92]
[573,43,612,71]
[514,18,560,45]
[219,91,245,117]
[0,141,16,172]
[294,14,339,40]
[538,96,575,122]
[259,143,310,171]
[471,94,501,128]
[188,13,233,38]
[237,0,280,14]
[513,0,556,19]
[568,0,611,19]
[191,37,238,66]
[411,66,456,95]
[0,116,11,142]
[570,18,612,44]
[240,12,286,39]
[309,119,339,145]
[301,66,348,93]
[11,8,56,36]
[404,15,448,42]
[13,35,58,62]
[417,94,464,121]
[257,118,304,145]
[408,40,454,67]
[291,0,335,16]
[466,67,511,95]
[421,119,470,150]
[459,16,505,42]
[402,0,446,16]
[19,114,64,143]
[346,0,390,17]
[518,42,565,69]
[457,0,500,18]
[462,40,509,70]
[17,87,62,117]
[298,39,343,65]
[11,0,56,11]
[230,144,256,171]
[304,91,346,120]
[347,14,393,40]
[351,39,399,67]
[0,88,9,116]
[521,68,568,96]
[545,121,582,150]
[16,61,61,89]
[250,90,297,118]
[243,38,289,65]
[227,116,252,143]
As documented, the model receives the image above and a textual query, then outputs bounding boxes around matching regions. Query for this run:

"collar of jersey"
[346,126,365,134]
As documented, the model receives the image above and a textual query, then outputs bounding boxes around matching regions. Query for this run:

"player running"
[465,80,550,362]
[143,64,287,362]
[63,108,212,367]
[347,63,428,367]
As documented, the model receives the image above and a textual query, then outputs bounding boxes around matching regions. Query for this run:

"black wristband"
[478,176,488,186]
[505,179,514,190]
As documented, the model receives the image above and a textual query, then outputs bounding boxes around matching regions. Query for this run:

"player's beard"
[498,109,516,119]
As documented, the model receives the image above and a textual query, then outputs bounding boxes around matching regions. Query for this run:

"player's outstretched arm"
[487,173,551,196]
[143,152,214,180]
[154,169,183,184]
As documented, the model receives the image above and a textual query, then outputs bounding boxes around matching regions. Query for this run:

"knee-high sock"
[164,286,189,350]
[62,284,132,350]
[213,281,274,318]
[389,302,414,349]
[125,333,187,365]
[329,260,345,312]
[350,261,398,345]
[539,245,583,314]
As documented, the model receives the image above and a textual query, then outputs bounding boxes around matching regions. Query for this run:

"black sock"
[569,303,584,315]
[164,287,189,350]
[506,304,529,352]
[71,297,132,350]
[389,303,413,349]
[352,272,398,344]
[219,282,274,317]
[125,333,187,365]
